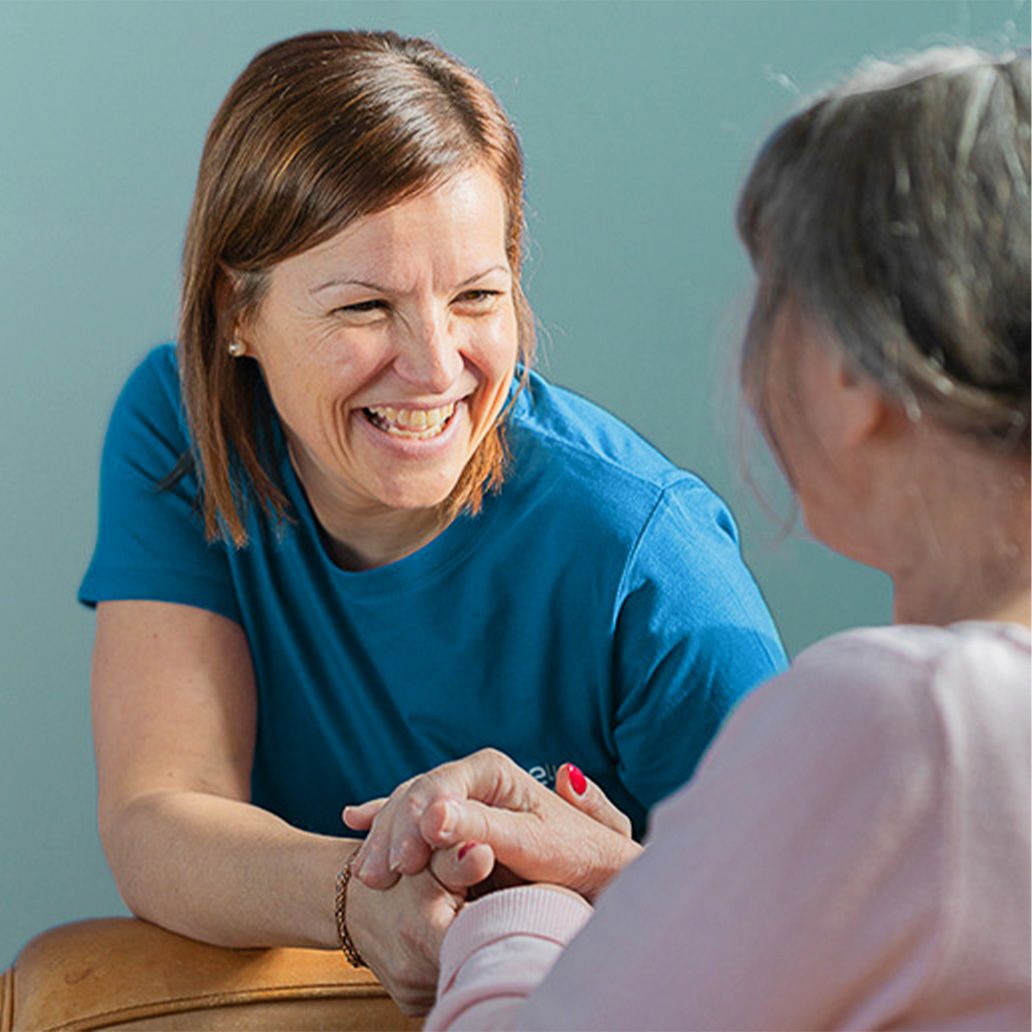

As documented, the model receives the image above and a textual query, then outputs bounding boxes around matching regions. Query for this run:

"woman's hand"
[343,750,641,902]
[346,842,494,1016]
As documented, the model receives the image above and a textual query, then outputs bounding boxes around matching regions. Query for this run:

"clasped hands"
[340,749,642,1015]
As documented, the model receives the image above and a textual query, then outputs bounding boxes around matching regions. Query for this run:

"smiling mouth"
[363,402,458,440]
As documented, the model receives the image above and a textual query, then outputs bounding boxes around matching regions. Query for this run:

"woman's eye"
[334,300,386,315]
[455,289,500,306]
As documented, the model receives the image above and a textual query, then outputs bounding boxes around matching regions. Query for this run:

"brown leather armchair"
[1,918,419,1031]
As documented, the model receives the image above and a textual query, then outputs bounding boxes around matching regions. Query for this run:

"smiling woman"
[177,32,532,553]
[76,29,784,1015]
[240,168,519,570]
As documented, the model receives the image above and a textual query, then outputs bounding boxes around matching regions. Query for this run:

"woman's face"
[754,298,884,565]
[240,166,519,523]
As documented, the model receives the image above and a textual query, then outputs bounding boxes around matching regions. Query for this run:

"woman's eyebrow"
[310,276,383,297]
[453,264,511,287]
[310,264,510,297]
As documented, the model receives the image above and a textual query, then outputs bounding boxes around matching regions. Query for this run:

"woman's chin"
[360,468,464,514]
[347,405,474,512]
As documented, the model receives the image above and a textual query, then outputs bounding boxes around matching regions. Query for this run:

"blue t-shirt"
[79,345,785,837]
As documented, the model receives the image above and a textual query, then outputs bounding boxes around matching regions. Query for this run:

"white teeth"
[365,401,457,439]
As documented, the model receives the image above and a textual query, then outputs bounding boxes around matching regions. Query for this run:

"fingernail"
[458,842,478,861]
[388,846,402,872]
[438,800,456,836]
[567,765,587,795]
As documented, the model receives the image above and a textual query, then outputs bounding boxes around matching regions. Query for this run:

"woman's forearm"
[102,789,353,949]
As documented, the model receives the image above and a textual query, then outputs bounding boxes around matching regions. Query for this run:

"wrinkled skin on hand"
[346,844,491,1016]
[344,750,641,904]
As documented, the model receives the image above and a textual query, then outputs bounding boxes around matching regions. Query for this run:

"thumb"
[555,764,632,838]
[429,841,496,893]
[342,798,387,831]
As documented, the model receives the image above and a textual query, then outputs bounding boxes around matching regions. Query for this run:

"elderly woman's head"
[737,47,1030,557]
[179,30,533,546]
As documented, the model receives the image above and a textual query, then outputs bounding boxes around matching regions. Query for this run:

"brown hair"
[178,30,533,546]
[737,47,1030,453]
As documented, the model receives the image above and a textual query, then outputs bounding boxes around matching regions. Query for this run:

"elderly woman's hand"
[343,750,641,902]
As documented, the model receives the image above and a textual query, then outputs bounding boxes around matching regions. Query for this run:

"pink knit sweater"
[427,622,1031,1031]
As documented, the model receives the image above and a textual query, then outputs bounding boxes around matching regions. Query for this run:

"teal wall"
[2,0,1026,967]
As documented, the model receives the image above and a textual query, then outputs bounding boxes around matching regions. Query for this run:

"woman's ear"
[816,342,901,454]
[835,354,884,446]
[215,265,253,351]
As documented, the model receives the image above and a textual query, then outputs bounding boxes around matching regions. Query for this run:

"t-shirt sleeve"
[426,633,950,1031]
[610,478,786,811]
[78,347,242,624]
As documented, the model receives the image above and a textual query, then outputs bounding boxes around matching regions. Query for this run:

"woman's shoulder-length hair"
[179,30,534,546]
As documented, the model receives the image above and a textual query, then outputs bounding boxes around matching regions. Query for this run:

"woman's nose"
[393,315,465,393]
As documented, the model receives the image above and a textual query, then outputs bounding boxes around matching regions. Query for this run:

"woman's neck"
[893,575,1031,629]
[887,447,1031,629]
[320,506,450,571]
[286,442,452,571]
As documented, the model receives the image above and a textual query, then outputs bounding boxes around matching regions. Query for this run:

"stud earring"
[227,341,246,358]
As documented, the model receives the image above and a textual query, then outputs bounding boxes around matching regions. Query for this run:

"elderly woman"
[78,29,783,1010]
[352,47,1031,1029]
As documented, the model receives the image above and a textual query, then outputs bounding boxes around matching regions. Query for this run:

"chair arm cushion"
[3,917,418,1031]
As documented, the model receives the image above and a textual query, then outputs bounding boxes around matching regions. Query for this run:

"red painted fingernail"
[568,765,587,795]
[458,842,478,861]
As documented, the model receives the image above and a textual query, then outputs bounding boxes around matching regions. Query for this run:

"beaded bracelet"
[334,853,366,968]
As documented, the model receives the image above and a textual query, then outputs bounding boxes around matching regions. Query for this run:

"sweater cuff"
[440,886,593,992]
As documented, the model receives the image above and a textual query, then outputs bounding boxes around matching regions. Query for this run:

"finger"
[390,825,433,878]
[354,831,402,890]
[422,794,635,898]
[429,841,496,893]
[555,763,633,837]
[358,749,545,888]
[353,810,402,889]
[342,798,387,830]
[418,797,547,878]
[355,780,443,888]
[378,786,462,883]
[353,780,421,888]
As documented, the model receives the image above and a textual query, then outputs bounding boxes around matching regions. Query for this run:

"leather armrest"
[3,918,419,1031]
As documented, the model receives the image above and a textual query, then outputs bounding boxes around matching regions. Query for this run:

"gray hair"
[738,46,1031,447]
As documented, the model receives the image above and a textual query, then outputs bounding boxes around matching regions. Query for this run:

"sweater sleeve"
[426,631,950,1031]
[426,887,593,1031]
